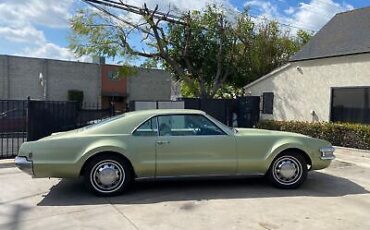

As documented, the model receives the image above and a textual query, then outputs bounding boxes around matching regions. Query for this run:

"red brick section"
[101,64,127,96]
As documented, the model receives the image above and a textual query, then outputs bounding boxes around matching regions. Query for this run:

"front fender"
[263,138,311,171]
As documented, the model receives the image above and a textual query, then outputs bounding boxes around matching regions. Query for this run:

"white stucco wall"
[244,53,370,122]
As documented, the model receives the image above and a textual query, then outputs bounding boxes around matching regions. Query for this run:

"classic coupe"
[15,109,335,195]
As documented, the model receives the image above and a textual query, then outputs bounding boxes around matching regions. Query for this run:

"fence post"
[26,98,32,141]
[110,102,115,116]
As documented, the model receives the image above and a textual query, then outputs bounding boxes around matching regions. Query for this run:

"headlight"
[319,146,335,160]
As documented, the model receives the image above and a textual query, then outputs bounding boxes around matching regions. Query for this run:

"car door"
[155,114,237,177]
[130,117,158,177]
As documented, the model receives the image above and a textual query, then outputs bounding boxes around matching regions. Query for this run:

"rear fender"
[76,139,130,171]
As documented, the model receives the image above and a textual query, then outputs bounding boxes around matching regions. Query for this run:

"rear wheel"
[84,155,132,196]
[267,151,308,189]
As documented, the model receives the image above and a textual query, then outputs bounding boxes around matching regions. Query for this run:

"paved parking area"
[1,148,370,230]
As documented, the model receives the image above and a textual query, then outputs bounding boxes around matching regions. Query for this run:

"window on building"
[107,71,119,80]
[262,92,274,114]
[331,87,370,124]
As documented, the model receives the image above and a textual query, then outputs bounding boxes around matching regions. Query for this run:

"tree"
[70,1,311,98]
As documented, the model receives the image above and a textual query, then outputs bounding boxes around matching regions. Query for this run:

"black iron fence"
[0,100,116,158]
[1,97,260,158]
[0,100,28,158]
[129,97,261,128]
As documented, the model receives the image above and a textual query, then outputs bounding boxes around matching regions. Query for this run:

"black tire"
[267,151,308,189]
[84,154,133,196]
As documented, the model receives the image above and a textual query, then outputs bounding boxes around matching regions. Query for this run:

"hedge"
[256,120,370,150]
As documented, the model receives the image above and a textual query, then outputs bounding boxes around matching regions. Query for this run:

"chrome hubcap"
[90,160,125,193]
[98,165,120,186]
[272,156,302,185]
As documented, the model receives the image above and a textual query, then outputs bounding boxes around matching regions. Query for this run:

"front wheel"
[84,155,132,196]
[267,152,308,189]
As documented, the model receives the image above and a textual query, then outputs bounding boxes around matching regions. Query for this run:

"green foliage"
[257,120,370,150]
[117,64,139,77]
[140,58,160,69]
[69,4,312,98]
[68,90,84,104]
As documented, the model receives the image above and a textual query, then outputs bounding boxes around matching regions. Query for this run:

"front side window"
[158,115,225,136]
[133,117,158,136]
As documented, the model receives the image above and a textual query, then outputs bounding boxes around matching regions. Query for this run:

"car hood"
[235,128,308,138]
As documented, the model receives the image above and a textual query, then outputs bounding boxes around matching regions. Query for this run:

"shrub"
[256,120,370,150]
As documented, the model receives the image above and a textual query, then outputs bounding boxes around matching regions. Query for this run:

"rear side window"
[157,114,225,136]
[133,117,158,136]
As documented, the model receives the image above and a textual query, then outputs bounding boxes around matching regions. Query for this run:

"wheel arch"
[79,151,136,178]
[274,148,312,167]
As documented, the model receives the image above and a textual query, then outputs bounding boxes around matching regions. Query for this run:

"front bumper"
[15,156,34,176]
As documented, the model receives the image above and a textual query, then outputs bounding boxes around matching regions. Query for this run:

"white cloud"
[112,0,236,26]
[17,43,92,62]
[123,0,233,13]
[0,0,72,28]
[244,0,354,32]
[0,0,79,61]
[284,6,295,15]
[0,26,46,44]
[290,0,353,31]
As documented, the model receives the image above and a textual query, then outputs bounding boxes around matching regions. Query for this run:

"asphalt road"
[0,148,370,230]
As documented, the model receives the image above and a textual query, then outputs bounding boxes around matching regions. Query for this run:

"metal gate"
[0,100,116,158]
[0,100,28,158]
[27,100,115,141]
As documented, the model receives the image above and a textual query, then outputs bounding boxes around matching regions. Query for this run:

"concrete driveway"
[1,148,370,230]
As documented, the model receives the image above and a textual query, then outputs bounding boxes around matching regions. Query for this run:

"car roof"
[124,109,206,117]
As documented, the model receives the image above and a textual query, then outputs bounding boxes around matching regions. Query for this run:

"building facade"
[244,7,370,124]
[1,55,172,110]
[101,64,128,112]
[0,55,101,104]
[126,68,171,102]
[100,65,171,112]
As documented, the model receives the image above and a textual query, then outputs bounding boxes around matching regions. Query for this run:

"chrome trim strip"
[320,155,336,160]
[135,173,265,181]
[15,156,34,176]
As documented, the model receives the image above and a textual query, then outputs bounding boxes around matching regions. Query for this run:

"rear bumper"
[15,156,34,176]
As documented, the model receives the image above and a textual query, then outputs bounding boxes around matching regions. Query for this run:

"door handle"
[157,140,170,145]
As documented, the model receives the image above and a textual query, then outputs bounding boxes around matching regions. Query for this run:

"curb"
[334,146,370,154]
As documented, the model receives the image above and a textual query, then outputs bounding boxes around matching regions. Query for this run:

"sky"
[0,0,369,64]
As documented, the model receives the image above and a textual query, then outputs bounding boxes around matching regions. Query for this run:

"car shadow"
[37,171,369,207]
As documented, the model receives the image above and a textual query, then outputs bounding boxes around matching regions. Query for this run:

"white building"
[244,7,370,124]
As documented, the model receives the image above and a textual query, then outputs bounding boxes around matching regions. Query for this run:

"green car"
[15,109,335,195]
